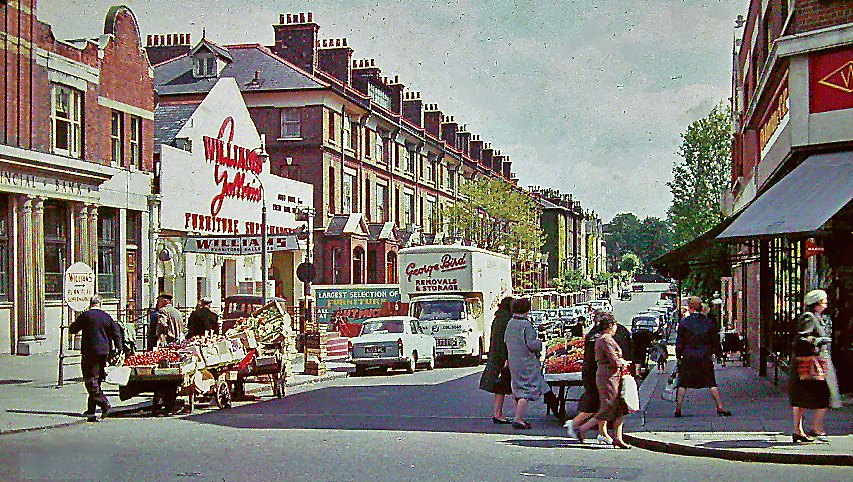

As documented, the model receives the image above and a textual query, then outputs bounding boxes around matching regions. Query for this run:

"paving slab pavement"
[624,357,853,465]
[0,351,351,435]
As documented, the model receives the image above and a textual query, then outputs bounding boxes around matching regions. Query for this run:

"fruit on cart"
[544,336,584,373]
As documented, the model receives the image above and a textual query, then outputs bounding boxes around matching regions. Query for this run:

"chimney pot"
[167,34,172,45]
[160,34,165,45]
[371,59,375,66]
[308,12,313,22]
[174,33,180,45]
[147,34,152,46]
[300,13,305,23]
[336,39,341,47]
[187,33,191,44]
[280,14,285,24]
[394,75,399,83]
[285,14,291,23]
[343,38,347,46]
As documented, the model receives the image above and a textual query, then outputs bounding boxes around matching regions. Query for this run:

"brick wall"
[1,0,37,149]
[792,0,853,34]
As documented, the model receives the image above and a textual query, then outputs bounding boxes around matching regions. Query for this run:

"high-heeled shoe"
[492,416,512,424]
[792,433,813,443]
[716,408,732,417]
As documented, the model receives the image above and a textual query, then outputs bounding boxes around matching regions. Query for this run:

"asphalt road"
[2,357,852,481]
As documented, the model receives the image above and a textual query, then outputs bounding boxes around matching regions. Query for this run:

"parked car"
[634,311,667,336]
[348,316,436,375]
[559,306,588,325]
[632,283,645,292]
[588,299,613,313]
[631,313,663,336]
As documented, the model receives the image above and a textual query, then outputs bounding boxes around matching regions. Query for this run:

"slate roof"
[191,38,233,62]
[154,103,199,150]
[155,44,327,96]
[367,222,397,242]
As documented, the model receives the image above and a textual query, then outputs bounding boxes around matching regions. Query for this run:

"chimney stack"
[318,37,353,84]
[424,104,443,139]
[440,116,458,146]
[272,11,320,74]
[402,92,424,127]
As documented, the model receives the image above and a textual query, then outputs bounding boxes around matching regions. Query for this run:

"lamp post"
[250,137,269,304]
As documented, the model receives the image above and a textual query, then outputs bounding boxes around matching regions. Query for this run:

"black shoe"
[674,408,682,418]
[792,433,813,443]
[716,408,732,417]
[512,420,532,430]
[544,390,559,413]
[87,415,99,423]
[492,416,512,424]
[100,404,111,420]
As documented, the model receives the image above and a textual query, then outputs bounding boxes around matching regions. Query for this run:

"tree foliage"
[620,252,641,274]
[667,102,732,247]
[443,176,543,264]
[606,213,673,271]
[552,269,593,293]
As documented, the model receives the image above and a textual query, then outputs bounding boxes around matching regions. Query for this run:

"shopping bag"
[795,356,826,381]
[621,374,640,412]
[661,368,678,402]
[104,366,131,386]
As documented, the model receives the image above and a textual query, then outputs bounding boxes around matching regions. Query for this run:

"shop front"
[156,78,313,311]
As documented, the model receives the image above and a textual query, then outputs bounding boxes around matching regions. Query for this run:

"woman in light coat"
[504,297,556,429]
[790,289,840,443]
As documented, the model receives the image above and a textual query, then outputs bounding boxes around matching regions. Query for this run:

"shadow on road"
[180,371,573,437]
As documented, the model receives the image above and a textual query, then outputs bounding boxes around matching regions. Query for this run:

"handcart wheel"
[272,373,284,398]
[214,381,231,410]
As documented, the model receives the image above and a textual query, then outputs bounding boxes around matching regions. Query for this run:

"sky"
[39,0,748,223]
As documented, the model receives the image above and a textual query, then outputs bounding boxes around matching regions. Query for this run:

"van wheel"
[426,349,435,370]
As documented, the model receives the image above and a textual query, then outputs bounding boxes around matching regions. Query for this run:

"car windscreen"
[411,300,464,321]
[361,320,405,334]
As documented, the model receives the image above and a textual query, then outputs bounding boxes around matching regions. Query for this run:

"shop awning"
[652,214,742,280]
[718,151,853,241]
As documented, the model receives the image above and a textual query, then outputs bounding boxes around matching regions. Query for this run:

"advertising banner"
[313,285,408,334]
[810,48,853,113]
[183,234,299,255]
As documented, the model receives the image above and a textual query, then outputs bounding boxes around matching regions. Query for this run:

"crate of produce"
[544,336,585,374]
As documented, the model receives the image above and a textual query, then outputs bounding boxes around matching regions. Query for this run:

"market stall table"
[544,371,583,420]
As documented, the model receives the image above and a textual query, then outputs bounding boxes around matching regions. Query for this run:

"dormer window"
[194,53,216,78]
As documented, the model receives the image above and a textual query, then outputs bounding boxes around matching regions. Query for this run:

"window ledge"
[276,137,304,142]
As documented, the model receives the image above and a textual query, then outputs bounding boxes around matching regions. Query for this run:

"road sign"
[64,262,95,312]
[297,262,316,283]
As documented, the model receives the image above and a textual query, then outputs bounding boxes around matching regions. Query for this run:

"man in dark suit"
[69,296,122,422]
[186,297,219,339]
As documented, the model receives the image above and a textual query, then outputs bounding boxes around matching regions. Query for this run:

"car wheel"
[406,352,417,373]
[426,348,435,370]
[352,365,366,377]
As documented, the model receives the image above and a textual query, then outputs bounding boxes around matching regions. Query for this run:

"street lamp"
[295,205,315,296]
[250,137,269,304]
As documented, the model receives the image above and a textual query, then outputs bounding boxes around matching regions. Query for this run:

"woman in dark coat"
[565,311,632,444]
[674,296,731,418]
[790,289,840,443]
[479,296,514,423]
[569,313,632,448]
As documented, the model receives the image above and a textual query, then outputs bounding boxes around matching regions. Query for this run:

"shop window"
[44,200,70,299]
[111,110,124,164]
[280,108,300,139]
[0,196,8,299]
[51,84,82,158]
[129,115,142,169]
[353,247,364,284]
[97,208,119,298]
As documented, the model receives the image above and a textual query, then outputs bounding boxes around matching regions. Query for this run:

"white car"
[588,299,613,313]
[348,316,436,375]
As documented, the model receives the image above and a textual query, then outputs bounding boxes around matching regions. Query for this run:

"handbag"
[105,365,131,386]
[621,374,640,412]
[662,367,678,402]
[795,356,826,381]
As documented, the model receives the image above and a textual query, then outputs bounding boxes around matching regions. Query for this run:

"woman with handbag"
[567,313,633,449]
[504,298,559,429]
[479,296,515,424]
[790,289,841,443]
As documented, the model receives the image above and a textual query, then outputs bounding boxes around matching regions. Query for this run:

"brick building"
[148,12,538,287]
[716,1,853,385]
[1,3,155,354]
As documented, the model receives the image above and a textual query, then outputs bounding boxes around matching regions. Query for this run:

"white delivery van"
[398,246,512,362]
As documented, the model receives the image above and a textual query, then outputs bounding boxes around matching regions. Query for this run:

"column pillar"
[33,197,45,339]
[73,203,89,264]
[16,196,36,352]
[88,205,99,269]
